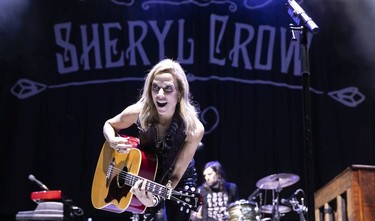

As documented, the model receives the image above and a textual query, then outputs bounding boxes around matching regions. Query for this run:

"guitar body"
[91,141,158,214]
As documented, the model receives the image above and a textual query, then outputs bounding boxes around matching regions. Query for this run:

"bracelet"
[152,195,161,206]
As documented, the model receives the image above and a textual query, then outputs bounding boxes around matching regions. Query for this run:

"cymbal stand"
[271,185,282,221]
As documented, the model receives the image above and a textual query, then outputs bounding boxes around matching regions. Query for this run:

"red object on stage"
[31,190,62,202]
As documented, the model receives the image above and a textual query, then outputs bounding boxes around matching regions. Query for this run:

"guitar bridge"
[106,158,115,187]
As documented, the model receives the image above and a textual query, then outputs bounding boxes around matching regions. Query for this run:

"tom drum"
[226,199,261,221]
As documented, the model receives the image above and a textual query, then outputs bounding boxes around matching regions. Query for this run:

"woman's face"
[151,72,179,119]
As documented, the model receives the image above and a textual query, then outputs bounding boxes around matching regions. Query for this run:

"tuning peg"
[186,208,190,213]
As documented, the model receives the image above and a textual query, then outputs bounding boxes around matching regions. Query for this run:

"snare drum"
[226,199,261,221]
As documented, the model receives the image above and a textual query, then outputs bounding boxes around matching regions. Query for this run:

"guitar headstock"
[171,187,202,212]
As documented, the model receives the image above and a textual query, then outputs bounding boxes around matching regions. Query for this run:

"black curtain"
[1,0,375,220]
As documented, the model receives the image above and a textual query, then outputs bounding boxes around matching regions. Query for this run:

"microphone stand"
[286,1,319,219]
[28,174,85,221]
[289,23,315,221]
[297,198,307,221]
[289,197,308,221]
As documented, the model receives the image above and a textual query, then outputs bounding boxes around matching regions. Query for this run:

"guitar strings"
[110,167,196,196]
[109,166,169,197]
[107,166,198,211]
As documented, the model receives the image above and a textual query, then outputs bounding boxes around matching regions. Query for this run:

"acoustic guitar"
[91,138,202,214]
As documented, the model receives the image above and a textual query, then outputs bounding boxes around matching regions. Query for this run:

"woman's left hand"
[131,180,158,207]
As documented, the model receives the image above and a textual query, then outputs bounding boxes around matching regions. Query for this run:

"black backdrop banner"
[1,0,375,220]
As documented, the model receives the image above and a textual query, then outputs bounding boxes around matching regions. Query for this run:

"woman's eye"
[164,86,174,92]
[152,84,174,93]
[152,84,160,91]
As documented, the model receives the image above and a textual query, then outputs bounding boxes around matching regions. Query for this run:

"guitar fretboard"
[123,172,170,199]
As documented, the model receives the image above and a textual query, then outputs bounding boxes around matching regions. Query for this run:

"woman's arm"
[103,102,142,151]
[168,119,205,188]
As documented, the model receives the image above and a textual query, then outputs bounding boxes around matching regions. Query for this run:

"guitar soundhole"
[116,166,128,188]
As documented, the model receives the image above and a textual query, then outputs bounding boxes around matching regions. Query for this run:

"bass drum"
[226,199,261,221]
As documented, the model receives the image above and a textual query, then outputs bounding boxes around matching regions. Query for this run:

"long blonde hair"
[138,59,200,135]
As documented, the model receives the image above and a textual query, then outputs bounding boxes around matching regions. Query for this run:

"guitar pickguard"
[104,158,131,203]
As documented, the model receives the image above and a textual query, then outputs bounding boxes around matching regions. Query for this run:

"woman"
[103,58,205,220]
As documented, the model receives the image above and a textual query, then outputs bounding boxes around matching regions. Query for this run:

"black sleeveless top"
[137,113,197,188]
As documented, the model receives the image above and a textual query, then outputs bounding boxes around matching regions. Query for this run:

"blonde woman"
[103,58,205,220]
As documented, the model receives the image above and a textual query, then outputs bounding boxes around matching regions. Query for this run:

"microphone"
[28,174,86,219]
[281,189,308,213]
[290,189,300,197]
[280,189,301,206]
[280,197,298,207]
[281,198,308,213]
[286,0,319,34]
[28,174,49,191]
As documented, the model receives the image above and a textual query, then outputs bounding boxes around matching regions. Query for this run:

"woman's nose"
[157,88,164,96]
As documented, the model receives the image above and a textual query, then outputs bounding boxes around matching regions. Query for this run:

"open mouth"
[157,101,167,108]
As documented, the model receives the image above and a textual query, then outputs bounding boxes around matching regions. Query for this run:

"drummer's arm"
[196,207,202,219]
[189,207,202,221]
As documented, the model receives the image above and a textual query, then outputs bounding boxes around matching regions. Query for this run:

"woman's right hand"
[108,136,133,153]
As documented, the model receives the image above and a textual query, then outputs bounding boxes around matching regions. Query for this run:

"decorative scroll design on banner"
[10,76,365,108]
[141,0,237,12]
[187,73,321,91]
[328,87,365,108]
[111,0,135,6]
[109,0,291,11]
[242,0,304,10]
[10,77,145,99]
[10,79,48,100]
[243,0,273,10]
[200,106,220,134]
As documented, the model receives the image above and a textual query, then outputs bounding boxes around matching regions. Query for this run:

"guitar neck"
[124,172,171,199]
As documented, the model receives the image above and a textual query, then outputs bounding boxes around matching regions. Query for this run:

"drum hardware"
[270,188,282,221]
[130,213,140,221]
[248,188,262,201]
[260,205,291,214]
[251,173,300,221]
[280,189,308,221]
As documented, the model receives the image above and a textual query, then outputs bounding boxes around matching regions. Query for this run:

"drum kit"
[225,173,308,221]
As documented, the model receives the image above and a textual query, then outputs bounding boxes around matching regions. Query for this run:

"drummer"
[192,161,239,221]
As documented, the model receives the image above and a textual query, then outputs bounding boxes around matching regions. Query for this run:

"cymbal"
[261,205,291,214]
[256,173,299,190]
